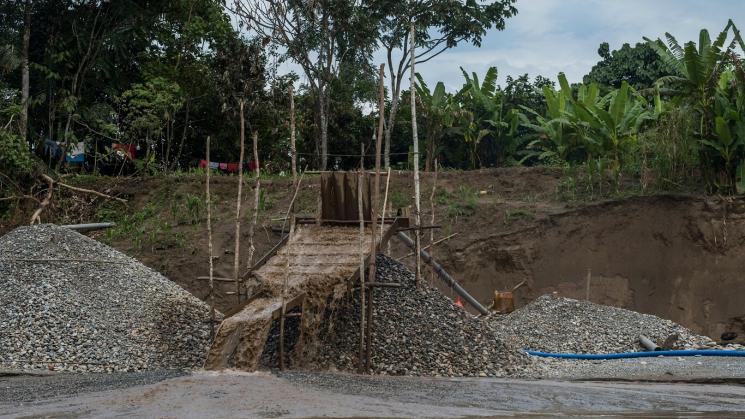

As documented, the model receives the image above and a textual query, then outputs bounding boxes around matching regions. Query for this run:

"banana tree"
[416,74,458,171]
[645,19,745,139]
[700,82,745,190]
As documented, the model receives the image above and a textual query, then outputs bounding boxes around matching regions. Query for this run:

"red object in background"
[199,159,259,172]
[113,143,136,159]
[455,297,464,308]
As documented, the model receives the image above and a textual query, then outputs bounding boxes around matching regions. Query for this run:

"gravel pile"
[314,255,534,377]
[492,294,714,354]
[0,224,217,373]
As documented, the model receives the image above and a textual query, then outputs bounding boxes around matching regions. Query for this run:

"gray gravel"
[0,224,218,373]
[538,356,745,381]
[492,294,714,354]
[0,370,184,404]
[313,255,536,377]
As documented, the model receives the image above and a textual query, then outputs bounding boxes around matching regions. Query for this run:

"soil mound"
[313,255,533,377]
[0,224,217,372]
[494,294,714,354]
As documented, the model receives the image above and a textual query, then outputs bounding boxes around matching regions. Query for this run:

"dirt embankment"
[4,168,745,340]
[422,193,745,341]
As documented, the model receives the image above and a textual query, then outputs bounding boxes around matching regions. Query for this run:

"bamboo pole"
[279,254,289,371]
[365,63,385,369]
[278,170,306,371]
[397,232,458,261]
[246,131,261,273]
[380,167,391,234]
[410,22,422,285]
[289,85,297,238]
[233,99,246,302]
[357,144,366,372]
[429,159,438,284]
[205,136,215,337]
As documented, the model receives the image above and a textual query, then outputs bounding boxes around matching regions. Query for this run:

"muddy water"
[2,370,744,417]
[441,195,745,341]
[206,224,387,370]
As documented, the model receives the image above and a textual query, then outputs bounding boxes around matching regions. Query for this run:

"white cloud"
[414,0,745,90]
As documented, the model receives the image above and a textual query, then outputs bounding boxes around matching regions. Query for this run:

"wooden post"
[234,100,246,302]
[205,136,215,337]
[278,170,305,371]
[289,85,297,238]
[279,255,289,370]
[365,63,385,369]
[429,158,438,284]
[410,22,422,285]
[358,144,366,372]
[380,167,391,233]
[246,131,261,272]
[586,268,592,301]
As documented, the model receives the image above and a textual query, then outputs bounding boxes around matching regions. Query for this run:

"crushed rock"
[491,294,714,354]
[0,224,219,373]
[312,255,535,377]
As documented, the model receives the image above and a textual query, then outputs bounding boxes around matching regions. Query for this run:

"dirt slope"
[4,168,745,340]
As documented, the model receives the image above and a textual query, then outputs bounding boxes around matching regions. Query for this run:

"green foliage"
[584,42,678,90]
[522,74,655,187]
[646,20,745,192]
[439,185,478,219]
[0,130,32,177]
[389,190,409,211]
[503,208,535,225]
[454,66,521,169]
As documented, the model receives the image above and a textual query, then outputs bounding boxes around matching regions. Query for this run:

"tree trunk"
[164,118,174,171]
[233,100,246,302]
[246,131,261,270]
[172,100,190,171]
[20,1,31,143]
[384,97,398,169]
[425,131,433,173]
[318,88,329,170]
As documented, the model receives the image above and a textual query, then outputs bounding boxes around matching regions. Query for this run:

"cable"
[525,349,745,360]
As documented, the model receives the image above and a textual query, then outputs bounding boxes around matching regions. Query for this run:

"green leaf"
[715,116,733,145]
[737,160,745,194]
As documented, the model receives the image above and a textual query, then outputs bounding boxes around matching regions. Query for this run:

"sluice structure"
[205,172,402,370]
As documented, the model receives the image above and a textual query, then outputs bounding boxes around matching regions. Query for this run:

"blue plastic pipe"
[525,349,745,360]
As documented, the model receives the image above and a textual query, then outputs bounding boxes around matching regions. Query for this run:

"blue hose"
[525,349,745,360]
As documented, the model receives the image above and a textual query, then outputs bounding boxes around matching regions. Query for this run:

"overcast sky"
[411,0,745,90]
[270,1,745,93]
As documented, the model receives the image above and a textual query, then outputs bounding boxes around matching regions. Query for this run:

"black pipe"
[396,232,489,315]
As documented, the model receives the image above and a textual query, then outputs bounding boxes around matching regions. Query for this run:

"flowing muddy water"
[3,368,745,418]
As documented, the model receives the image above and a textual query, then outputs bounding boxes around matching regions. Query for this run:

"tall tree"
[19,0,30,143]
[230,0,379,170]
[376,0,517,168]
[583,41,677,91]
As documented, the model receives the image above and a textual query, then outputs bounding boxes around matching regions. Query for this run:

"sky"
[265,0,745,93]
[412,0,745,90]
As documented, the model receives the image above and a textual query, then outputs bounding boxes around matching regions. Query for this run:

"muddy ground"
[2,366,745,418]
[3,167,745,340]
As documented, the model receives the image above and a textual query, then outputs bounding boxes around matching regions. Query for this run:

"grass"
[96,191,204,251]
[390,190,409,211]
[503,208,535,225]
[438,185,478,219]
